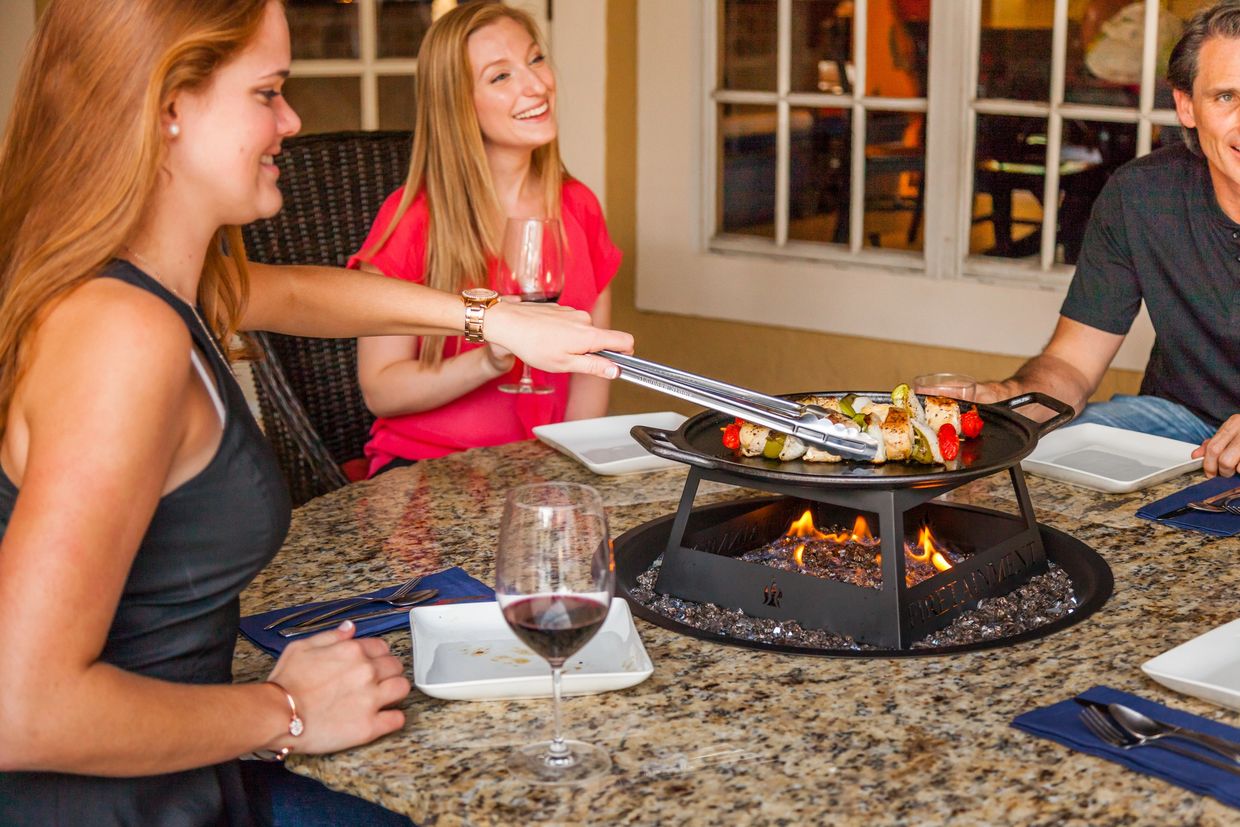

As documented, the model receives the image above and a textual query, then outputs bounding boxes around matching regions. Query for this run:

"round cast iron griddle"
[614,498,1113,658]
[632,391,1073,489]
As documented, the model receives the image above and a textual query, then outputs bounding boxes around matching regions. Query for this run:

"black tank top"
[0,261,292,826]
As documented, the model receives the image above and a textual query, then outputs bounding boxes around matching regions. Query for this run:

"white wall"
[0,0,36,129]
[549,0,607,202]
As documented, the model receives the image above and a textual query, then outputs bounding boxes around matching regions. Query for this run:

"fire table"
[233,439,1240,826]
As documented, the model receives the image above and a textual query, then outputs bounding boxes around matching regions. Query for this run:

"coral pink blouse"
[347,180,621,476]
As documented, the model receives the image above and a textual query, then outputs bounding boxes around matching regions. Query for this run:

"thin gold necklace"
[123,247,233,374]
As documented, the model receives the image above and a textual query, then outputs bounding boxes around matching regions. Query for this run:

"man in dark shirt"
[978,1,1240,478]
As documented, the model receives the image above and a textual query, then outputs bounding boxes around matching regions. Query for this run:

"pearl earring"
[168,123,181,138]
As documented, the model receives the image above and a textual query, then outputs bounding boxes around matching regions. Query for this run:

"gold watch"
[461,288,500,344]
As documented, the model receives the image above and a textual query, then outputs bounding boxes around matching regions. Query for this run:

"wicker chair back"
[241,130,412,506]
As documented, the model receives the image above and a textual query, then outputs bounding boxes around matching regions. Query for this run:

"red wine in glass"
[501,594,609,666]
[496,482,614,784]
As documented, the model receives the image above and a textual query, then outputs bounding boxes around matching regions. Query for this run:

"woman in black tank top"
[0,2,631,825]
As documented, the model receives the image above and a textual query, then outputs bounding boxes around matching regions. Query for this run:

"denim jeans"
[1069,394,1215,444]
[241,760,415,827]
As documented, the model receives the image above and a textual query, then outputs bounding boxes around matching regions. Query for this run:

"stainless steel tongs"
[596,351,879,460]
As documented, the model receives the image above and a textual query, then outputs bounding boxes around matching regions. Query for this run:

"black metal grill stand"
[653,464,1048,648]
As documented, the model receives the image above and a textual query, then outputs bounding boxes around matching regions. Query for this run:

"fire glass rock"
[631,556,1078,652]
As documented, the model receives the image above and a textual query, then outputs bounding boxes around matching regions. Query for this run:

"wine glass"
[496,217,565,395]
[495,482,614,783]
[911,372,977,401]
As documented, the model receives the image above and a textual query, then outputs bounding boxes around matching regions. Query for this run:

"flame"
[906,525,953,572]
[782,510,952,575]
[787,509,827,540]
[785,510,875,548]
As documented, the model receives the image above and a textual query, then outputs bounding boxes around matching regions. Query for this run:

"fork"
[263,575,425,630]
[1078,704,1240,777]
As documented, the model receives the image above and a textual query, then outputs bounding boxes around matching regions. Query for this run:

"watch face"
[463,288,499,301]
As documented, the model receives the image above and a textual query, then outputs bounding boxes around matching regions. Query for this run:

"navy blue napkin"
[240,567,493,657]
[1013,685,1240,808]
[1137,476,1240,537]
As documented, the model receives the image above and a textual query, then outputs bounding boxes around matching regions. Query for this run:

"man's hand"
[1193,414,1240,478]
[969,318,1124,420]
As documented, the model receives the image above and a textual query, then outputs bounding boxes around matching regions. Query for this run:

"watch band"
[462,289,499,344]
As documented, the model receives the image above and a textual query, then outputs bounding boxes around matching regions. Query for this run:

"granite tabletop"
[233,440,1240,826]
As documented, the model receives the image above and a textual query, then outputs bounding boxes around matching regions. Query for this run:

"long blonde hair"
[0,0,274,438]
[359,2,566,366]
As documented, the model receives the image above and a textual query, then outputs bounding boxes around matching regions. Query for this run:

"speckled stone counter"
[233,440,1240,826]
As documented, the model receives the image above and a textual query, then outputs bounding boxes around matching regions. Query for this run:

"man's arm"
[975,316,1125,419]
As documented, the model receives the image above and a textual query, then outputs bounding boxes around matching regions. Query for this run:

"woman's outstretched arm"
[243,262,632,378]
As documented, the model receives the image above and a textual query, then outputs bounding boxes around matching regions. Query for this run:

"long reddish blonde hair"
[0,0,276,437]
[357,2,567,366]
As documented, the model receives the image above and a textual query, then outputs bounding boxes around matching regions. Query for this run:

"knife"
[1154,483,1240,520]
[276,593,492,638]
[278,592,439,638]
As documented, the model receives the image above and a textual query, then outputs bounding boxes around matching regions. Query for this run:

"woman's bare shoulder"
[24,278,192,401]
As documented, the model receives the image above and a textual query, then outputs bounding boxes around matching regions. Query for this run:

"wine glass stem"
[520,363,535,389]
[548,665,570,763]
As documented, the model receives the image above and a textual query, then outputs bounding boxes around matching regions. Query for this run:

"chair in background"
[241,130,412,506]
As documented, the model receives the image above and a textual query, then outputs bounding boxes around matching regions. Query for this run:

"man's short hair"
[1168,0,1240,155]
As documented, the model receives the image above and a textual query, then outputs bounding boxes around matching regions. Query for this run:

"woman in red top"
[349,3,621,477]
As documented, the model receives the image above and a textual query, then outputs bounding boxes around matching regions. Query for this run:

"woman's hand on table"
[264,620,410,755]
[484,300,633,379]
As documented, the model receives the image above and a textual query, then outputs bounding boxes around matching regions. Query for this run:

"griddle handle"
[631,426,723,471]
[996,392,1075,437]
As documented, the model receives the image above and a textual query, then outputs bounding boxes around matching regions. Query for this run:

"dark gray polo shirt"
[1062,143,1240,429]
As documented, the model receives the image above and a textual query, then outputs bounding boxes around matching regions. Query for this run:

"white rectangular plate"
[1142,618,1240,712]
[1020,423,1201,493]
[533,411,687,475]
[410,597,654,701]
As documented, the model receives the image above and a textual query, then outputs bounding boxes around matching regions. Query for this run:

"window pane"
[787,106,851,244]
[287,0,359,60]
[721,0,777,90]
[1053,119,1139,264]
[866,0,931,98]
[863,110,924,251]
[970,115,1048,259]
[1155,1,1214,108]
[790,1,932,96]
[285,76,361,135]
[378,75,417,131]
[378,0,435,58]
[791,0,850,94]
[1065,0,1193,107]
[719,104,779,239]
[1152,121,1187,150]
[977,0,1051,100]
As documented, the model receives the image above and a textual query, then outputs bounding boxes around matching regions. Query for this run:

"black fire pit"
[614,495,1112,657]
[619,391,1112,655]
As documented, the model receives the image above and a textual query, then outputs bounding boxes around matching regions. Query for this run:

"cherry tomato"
[961,405,984,439]
[722,422,741,450]
[937,423,960,461]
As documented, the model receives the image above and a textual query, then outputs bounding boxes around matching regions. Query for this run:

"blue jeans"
[1069,394,1215,444]
[241,760,415,827]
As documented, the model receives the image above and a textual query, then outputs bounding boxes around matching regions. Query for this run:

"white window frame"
[288,0,549,131]
[633,0,1156,369]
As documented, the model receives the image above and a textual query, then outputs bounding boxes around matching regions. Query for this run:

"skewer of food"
[719,384,984,466]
